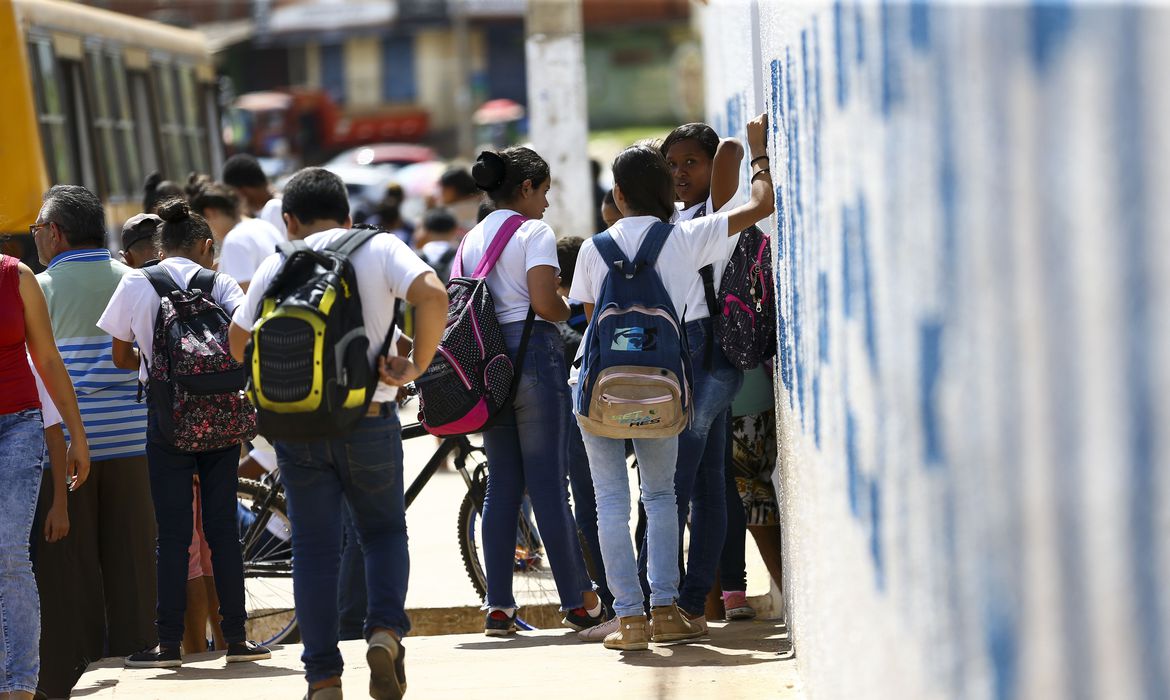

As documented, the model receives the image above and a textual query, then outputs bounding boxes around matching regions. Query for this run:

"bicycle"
[236,406,563,646]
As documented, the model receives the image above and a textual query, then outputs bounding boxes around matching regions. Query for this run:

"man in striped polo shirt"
[33,185,157,697]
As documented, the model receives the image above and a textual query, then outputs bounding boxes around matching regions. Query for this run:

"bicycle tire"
[237,478,299,646]
[455,464,563,616]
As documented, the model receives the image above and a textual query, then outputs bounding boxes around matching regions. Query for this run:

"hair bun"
[156,197,191,223]
[471,151,507,192]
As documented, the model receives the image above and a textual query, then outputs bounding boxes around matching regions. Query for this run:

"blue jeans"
[639,318,743,614]
[579,428,679,619]
[275,409,409,683]
[0,409,45,695]
[481,322,591,610]
[565,415,612,611]
[146,437,247,647]
[337,503,367,641]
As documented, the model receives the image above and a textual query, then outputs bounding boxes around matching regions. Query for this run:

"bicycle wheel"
[456,463,562,613]
[237,477,298,645]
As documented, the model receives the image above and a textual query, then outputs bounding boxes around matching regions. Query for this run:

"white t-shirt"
[569,214,732,323]
[673,194,740,320]
[232,228,432,402]
[458,209,559,324]
[218,218,285,285]
[30,357,62,428]
[98,258,246,382]
[258,197,287,238]
[420,240,455,268]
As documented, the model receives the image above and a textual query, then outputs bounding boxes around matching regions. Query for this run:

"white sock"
[585,598,602,617]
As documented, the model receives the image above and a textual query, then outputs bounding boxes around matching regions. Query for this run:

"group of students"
[0,110,780,700]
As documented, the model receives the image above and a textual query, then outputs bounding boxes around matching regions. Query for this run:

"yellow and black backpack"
[244,227,397,441]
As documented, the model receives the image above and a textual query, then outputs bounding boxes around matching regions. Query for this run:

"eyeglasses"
[29,221,53,236]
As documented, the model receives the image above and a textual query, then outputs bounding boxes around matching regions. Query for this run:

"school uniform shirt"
[233,228,432,403]
[459,209,560,325]
[673,193,740,321]
[97,257,246,383]
[30,357,63,429]
[569,213,732,323]
[218,217,286,285]
[258,197,288,238]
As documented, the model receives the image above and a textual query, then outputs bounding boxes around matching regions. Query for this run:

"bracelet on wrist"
[750,168,772,183]
[750,155,770,167]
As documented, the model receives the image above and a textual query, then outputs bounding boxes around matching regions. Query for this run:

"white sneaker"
[577,615,620,642]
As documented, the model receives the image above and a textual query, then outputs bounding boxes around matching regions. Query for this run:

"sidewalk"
[75,620,801,699]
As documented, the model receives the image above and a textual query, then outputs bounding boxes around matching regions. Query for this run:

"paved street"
[75,620,801,699]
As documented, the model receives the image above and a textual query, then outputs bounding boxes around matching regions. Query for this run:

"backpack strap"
[141,264,181,299]
[189,268,217,296]
[591,231,635,278]
[633,221,673,270]
[277,239,308,258]
[698,264,719,371]
[469,214,526,279]
[325,227,382,258]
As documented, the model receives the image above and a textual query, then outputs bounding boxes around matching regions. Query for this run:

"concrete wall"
[700,2,1170,699]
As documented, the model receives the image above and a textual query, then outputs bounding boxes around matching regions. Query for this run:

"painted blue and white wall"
[700,2,1169,698]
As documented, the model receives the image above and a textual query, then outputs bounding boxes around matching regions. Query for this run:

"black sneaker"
[484,610,517,637]
[562,606,605,631]
[226,640,272,662]
[367,631,406,700]
[125,644,182,668]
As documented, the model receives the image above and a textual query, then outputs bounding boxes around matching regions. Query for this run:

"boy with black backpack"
[228,168,448,700]
[98,198,270,667]
[569,116,773,652]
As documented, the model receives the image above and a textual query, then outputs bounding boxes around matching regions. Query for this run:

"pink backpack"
[415,215,535,436]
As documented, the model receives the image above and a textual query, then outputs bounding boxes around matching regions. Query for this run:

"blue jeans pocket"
[343,419,400,494]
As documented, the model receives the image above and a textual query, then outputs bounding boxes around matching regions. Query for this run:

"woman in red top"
[0,253,89,700]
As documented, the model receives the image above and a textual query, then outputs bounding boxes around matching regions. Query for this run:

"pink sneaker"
[722,591,756,621]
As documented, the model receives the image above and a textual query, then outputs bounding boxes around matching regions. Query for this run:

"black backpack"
[244,228,398,441]
[700,224,777,370]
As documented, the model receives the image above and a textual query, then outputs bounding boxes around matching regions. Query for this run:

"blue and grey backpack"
[575,222,691,439]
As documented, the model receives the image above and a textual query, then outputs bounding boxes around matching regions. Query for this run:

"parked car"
[325,143,439,170]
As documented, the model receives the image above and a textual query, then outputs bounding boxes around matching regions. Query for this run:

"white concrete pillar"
[525,0,593,237]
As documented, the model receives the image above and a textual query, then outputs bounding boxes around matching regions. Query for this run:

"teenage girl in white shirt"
[461,148,603,636]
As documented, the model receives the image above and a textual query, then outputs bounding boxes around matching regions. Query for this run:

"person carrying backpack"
[569,115,774,651]
[451,148,600,637]
[97,197,270,667]
[228,168,448,700]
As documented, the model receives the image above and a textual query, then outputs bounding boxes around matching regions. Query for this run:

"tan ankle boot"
[650,603,704,643]
[603,615,649,651]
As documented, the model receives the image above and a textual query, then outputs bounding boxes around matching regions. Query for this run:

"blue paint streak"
[818,272,829,363]
[985,598,1020,700]
[879,0,902,116]
[812,375,821,448]
[1116,9,1168,698]
[1030,2,1074,72]
[842,204,854,318]
[869,480,884,590]
[854,2,865,64]
[801,30,811,118]
[857,195,878,370]
[845,409,860,516]
[833,0,848,107]
[919,320,944,466]
[909,0,930,51]
[786,50,805,421]
[936,41,959,304]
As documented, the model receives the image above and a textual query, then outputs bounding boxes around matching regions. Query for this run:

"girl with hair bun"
[97,197,271,666]
[461,147,602,636]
